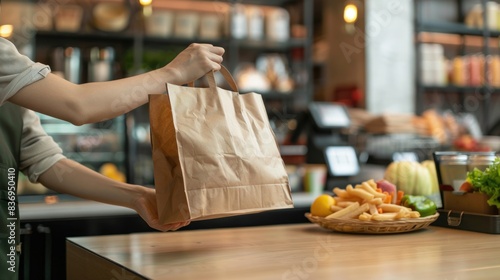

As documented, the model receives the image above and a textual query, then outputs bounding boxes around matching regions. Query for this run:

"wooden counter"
[19,192,317,221]
[67,223,500,280]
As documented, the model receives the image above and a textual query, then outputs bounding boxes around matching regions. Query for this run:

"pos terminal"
[290,102,359,187]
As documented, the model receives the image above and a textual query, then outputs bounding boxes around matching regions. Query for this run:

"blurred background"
[3,0,500,278]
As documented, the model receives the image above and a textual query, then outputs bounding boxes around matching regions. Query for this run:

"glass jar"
[439,154,468,191]
[468,152,496,172]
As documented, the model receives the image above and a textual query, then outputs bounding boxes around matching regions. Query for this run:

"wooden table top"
[67,223,500,280]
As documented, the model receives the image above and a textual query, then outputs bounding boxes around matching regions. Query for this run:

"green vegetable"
[400,195,437,217]
[466,157,500,208]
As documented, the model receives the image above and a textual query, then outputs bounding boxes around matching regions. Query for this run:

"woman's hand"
[162,43,225,85]
[133,187,191,231]
[39,159,190,232]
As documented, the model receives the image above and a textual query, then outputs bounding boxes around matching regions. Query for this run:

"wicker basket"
[305,213,439,234]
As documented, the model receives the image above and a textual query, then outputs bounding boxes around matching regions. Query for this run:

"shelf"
[244,89,306,100]
[231,38,308,50]
[419,85,500,93]
[35,31,306,51]
[420,85,482,93]
[256,91,296,99]
[143,36,227,46]
[65,152,126,164]
[34,30,136,42]
[418,32,499,48]
[418,22,500,37]
[144,37,308,50]
[231,0,299,5]
[35,31,224,48]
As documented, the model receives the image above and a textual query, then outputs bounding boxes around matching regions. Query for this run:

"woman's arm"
[10,43,224,125]
[37,158,189,231]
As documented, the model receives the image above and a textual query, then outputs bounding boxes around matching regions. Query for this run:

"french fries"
[326,202,360,219]
[323,179,420,221]
[359,182,387,198]
[378,203,412,213]
[368,203,379,215]
[345,185,374,201]
[333,187,351,198]
[342,203,370,219]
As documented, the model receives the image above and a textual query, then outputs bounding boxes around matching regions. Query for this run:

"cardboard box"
[443,191,499,215]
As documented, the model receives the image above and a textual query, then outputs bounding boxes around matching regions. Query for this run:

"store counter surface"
[19,192,317,221]
[67,223,500,280]
[19,163,387,221]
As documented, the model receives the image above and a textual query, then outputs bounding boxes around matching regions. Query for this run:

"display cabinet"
[18,114,128,200]
[26,0,315,184]
[414,0,500,133]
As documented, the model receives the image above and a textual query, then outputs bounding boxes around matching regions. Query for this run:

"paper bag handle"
[188,65,239,92]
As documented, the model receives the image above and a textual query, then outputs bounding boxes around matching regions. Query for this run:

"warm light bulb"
[139,0,152,6]
[0,25,13,38]
[344,4,358,24]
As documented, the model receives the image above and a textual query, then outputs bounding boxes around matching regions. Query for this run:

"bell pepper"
[400,195,437,217]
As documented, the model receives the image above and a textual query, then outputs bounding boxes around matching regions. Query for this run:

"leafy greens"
[467,157,500,208]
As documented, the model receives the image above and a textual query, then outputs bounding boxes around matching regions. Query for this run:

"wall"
[324,0,414,114]
[323,0,366,107]
[365,0,414,114]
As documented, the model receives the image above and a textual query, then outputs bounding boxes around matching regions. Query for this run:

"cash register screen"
[324,146,359,177]
[309,102,350,130]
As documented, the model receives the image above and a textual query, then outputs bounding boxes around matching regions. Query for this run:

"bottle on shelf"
[88,47,115,82]
[419,43,447,86]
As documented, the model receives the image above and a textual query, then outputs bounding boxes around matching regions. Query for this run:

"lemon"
[310,194,336,217]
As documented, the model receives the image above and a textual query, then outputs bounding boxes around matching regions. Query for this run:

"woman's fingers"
[163,43,225,85]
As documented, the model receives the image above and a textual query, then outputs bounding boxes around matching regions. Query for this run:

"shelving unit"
[30,0,314,185]
[137,31,312,102]
[414,0,499,133]
[32,1,313,93]
[418,21,500,36]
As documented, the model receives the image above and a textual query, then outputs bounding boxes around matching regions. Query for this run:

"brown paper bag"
[149,66,293,224]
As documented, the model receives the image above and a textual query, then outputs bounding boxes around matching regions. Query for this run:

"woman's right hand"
[133,186,191,232]
[161,43,225,85]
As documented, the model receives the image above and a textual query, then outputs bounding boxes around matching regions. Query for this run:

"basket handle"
[188,65,239,92]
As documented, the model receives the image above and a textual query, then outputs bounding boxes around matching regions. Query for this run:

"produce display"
[383,160,438,196]
[383,160,442,208]
[461,157,500,208]
[309,179,438,223]
[453,134,491,152]
[400,195,438,217]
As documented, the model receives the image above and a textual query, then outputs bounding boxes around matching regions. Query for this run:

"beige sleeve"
[19,108,66,183]
[0,38,51,105]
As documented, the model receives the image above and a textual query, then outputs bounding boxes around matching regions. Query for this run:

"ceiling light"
[344,4,358,24]
[0,25,13,38]
[139,0,152,6]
